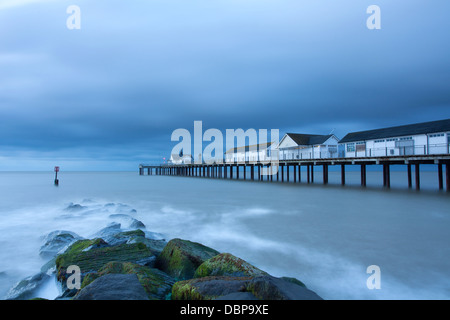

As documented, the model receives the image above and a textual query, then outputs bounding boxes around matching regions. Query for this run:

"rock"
[130,219,146,229]
[280,276,306,288]
[214,292,258,300]
[65,203,86,211]
[91,222,122,243]
[81,261,175,300]
[109,229,146,246]
[6,273,50,300]
[247,275,323,300]
[194,253,267,278]
[39,230,83,259]
[155,238,220,280]
[108,213,146,230]
[171,274,322,300]
[73,274,149,300]
[172,276,252,300]
[128,238,167,256]
[55,239,154,286]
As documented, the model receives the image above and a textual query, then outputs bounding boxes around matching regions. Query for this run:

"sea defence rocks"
[155,238,220,280]
[74,274,149,300]
[194,253,268,278]
[39,230,83,259]
[6,209,323,300]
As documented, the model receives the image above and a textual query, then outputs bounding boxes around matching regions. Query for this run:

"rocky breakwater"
[5,209,323,300]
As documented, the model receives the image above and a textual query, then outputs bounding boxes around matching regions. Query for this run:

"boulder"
[247,275,322,300]
[171,276,252,300]
[155,238,220,280]
[39,230,83,259]
[5,273,50,300]
[65,203,86,211]
[214,292,258,300]
[194,253,267,278]
[55,239,154,285]
[81,261,175,300]
[73,274,149,300]
[91,222,122,243]
[108,213,146,229]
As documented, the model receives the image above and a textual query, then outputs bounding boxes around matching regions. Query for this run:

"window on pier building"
[347,143,355,152]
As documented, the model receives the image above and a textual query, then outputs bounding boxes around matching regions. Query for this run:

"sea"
[0,169,449,300]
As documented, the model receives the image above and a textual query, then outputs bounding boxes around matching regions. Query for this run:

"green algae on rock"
[55,239,154,283]
[194,253,268,278]
[171,276,252,300]
[155,238,220,280]
[79,261,175,300]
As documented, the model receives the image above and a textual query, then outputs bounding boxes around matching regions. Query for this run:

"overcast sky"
[0,0,449,170]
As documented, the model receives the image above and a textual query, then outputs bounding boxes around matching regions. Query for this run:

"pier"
[139,154,450,192]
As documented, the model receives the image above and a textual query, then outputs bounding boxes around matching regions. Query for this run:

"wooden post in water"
[341,164,345,185]
[383,163,390,188]
[307,165,310,183]
[407,164,412,188]
[54,166,59,185]
[361,164,366,187]
[446,162,450,192]
[438,163,443,190]
[298,165,301,183]
[415,163,420,190]
[323,164,328,185]
[293,165,297,183]
[311,165,314,183]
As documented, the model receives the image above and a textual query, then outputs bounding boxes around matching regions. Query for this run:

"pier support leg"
[243,165,246,180]
[415,164,420,190]
[307,165,310,183]
[383,163,390,188]
[407,164,412,188]
[341,164,345,185]
[251,165,254,181]
[298,165,301,183]
[446,162,450,192]
[323,164,328,185]
[438,163,443,190]
[361,164,366,187]
[294,165,297,183]
[311,165,314,183]
[286,165,289,182]
[281,165,284,182]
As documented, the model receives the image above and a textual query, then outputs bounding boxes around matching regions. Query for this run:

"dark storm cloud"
[0,0,449,170]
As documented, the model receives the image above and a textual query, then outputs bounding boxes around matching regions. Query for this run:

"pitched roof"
[225,142,273,154]
[284,133,334,146]
[339,119,450,144]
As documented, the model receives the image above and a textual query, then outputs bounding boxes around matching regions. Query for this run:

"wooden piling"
[415,164,420,190]
[323,164,328,185]
[361,164,366,187]
[446,162,450,192]
[438,163,443,190]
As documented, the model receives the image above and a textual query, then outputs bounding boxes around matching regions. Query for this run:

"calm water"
[0,170,449,300]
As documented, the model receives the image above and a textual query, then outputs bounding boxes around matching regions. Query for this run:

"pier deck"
[139,154,450,191]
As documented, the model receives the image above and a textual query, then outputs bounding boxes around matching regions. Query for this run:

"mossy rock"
[171,276,252,300]
[55,239,154,283]
[280,276,306,288]
[155,238,220,280]
[194,253,268,278]
[80,262,175,300]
